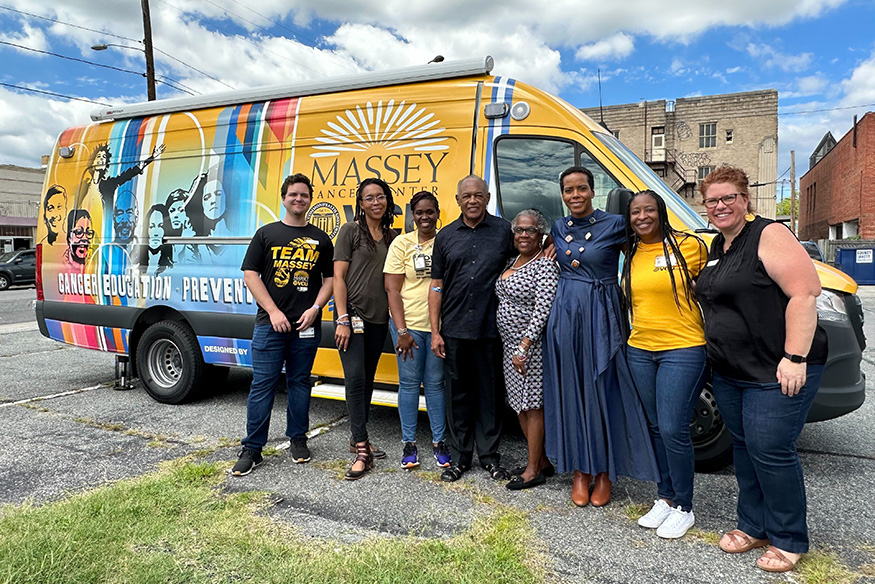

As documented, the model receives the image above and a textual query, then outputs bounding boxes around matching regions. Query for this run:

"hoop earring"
[436,218,443,230]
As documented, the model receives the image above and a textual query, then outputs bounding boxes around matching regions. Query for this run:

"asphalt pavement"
[0,287,873,583]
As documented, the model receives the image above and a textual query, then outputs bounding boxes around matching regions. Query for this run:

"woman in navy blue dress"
[543,166,658,507]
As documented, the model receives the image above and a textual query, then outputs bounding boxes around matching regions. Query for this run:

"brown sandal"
[757,548,800,573]
[718,529,770,553]
[344,441,374,481]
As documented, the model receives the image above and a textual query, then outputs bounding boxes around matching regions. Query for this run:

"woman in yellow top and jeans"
[622,190,708,539]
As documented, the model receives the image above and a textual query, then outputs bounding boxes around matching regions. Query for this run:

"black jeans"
[442,336,504,467]
[339,320,389,443]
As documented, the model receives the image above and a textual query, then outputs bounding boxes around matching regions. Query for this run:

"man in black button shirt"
[429,175,515,482]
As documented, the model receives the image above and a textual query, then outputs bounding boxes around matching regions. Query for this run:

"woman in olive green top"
[334,178,397,480]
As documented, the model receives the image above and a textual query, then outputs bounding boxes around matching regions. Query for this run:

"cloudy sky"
[1,0,873,200]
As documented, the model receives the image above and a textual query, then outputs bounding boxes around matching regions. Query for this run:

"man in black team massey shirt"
[232,174,334,476]
[429,174,515,482]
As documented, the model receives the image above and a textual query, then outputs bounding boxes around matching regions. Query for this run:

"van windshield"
[593,131,707,230]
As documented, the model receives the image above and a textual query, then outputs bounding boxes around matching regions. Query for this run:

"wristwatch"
[783,352,807,363]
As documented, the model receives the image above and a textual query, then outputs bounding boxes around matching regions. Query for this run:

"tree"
[776,198,798,216]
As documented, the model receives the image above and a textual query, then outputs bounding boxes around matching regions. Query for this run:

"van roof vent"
[91,56,494,122]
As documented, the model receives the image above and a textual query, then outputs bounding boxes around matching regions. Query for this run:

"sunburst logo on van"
[311,100,449,158]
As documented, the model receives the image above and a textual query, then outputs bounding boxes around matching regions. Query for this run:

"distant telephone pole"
[790,150,796,234]
[141,0,156,101]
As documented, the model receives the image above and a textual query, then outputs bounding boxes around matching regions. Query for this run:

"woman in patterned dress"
[495,209,560,490]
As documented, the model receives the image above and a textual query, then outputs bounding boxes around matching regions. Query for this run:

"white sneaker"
[656,506,695,539]
[638,499,673,529]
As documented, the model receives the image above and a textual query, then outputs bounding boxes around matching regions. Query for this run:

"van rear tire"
[137,320,204,404]
[692,381,734,471]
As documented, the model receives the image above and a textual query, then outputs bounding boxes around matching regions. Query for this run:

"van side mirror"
[605,188,634,215]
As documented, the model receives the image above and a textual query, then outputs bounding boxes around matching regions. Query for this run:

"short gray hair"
[511,208,549,235]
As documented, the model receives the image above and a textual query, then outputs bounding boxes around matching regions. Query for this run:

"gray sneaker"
[289,438,311,463]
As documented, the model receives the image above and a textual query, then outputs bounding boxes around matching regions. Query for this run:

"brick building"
[581,89,778,218]
[799,112,875,241]
[0,164,45,251]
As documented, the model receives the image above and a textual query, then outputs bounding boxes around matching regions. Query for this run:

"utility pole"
[141,0,156,101]
[790,150,797,234]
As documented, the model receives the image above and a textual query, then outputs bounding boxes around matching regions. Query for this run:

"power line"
[153,0,324,76]
[0,39,198,94]
[0,4,139,43]
[0,4,232,89]
[0,81,109,105]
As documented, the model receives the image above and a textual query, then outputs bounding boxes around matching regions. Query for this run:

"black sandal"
[483,462,510,481]
[440,464,466,482]
[344,441,374,481]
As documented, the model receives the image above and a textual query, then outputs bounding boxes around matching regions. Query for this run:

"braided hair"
[353,177,397,250]
[410,190,440,215]
[621,190,706,317]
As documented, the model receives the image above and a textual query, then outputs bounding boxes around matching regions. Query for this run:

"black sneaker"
[231,448,263,476]
[289,438,311,463]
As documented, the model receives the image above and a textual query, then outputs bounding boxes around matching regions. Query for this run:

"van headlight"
[817,289,849,322]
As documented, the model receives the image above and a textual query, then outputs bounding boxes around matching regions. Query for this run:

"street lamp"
[91,0,156,101]
[91,42,156,101]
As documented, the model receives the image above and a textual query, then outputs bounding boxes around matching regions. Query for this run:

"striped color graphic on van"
[483,77,515,216]
[44,318,129,354]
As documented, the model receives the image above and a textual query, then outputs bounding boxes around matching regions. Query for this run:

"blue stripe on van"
[483,77,515,216]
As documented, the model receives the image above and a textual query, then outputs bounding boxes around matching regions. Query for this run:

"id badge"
[351,315,365,334]
[299,327,315,339]
[413,254,428,272]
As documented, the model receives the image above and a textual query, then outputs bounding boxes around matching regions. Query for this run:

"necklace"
[510,250,543,271]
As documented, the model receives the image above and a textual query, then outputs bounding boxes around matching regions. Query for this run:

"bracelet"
[337,313,348,319]
[783,352,807,363]
[311,304,321,311]
[336,321,351,327]
[431,286,442,293]
[513,346,528,361]
[396,328,410,336]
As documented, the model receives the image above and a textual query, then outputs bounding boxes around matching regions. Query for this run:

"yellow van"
[35,56,864,468]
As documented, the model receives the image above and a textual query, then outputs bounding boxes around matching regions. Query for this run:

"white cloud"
[726,66,743,74]
[0,22,49,52]
[746,43,812,72]
[575,33,634,62]
[840,51,875,107]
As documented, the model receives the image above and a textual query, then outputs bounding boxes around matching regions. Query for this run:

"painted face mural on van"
[42,185,67,246]
[113,190,139,245]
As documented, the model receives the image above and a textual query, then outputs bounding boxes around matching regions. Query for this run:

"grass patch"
[686,528,721,546]
[859,564,875,577]
[314,458,351,480]
[624,502,649,522]
[0,460,543,583]
[797,549,860,584]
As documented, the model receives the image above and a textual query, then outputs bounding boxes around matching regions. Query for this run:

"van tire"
[136,320,204,404]
[0,272,10,291]
[692,382,734,472]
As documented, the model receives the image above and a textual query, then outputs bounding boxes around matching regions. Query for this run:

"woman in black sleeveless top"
[696,166,827,574]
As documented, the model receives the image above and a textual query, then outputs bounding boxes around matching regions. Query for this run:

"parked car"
[0,249,36,290]
[801,240,825,262]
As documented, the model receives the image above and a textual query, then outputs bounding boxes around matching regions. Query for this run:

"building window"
[725,129,733,144]
[699,122,717,148]
[698,166,715,181]
[651,126,665,149]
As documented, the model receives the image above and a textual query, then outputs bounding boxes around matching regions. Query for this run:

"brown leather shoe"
[590,472,612,507]
[571,470,591,507]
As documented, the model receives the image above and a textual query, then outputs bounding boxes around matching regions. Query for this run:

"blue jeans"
[242,324,321,452]
[627,345,707,512]
[390,320,446,444]
[712,365,824,554]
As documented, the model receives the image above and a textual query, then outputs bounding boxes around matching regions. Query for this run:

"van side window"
[495,138,575,224]
[495,138,621,225]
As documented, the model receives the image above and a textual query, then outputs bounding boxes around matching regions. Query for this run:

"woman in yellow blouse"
[621,190,708,539]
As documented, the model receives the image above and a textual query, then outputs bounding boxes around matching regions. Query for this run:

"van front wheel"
[136,320,204,404]
[691,382,734,472]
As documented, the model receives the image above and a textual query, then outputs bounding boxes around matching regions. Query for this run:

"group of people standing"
[233,164,825,574]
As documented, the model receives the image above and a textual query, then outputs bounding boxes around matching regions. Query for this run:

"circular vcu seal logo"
[307,202,340,239]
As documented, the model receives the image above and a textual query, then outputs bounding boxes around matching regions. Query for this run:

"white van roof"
[90,56,494,122]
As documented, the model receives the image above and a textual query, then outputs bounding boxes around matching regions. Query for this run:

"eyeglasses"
[362,194,387,204]
[703,193,740,209]
[71,227,95,239]
[512,226,541,236]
